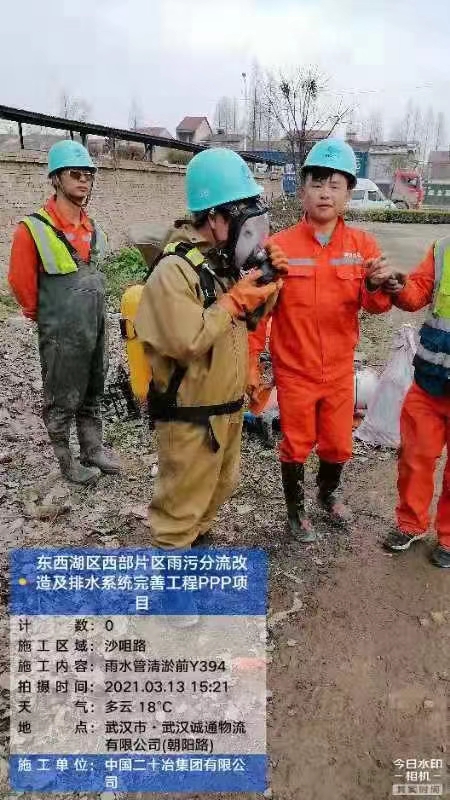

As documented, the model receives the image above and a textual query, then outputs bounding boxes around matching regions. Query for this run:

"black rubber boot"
[192,531,214,548]
[47,414,101,486]
[383,529,426,552]
[316,460,353,527]
[430,545,450,568]
[280,462,316,542]
[77,416,121,474]
[54,444,101,485]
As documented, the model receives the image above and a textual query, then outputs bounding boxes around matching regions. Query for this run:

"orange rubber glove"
[218,270,282,317]
[265,242,289,275]
[247,354,262,400]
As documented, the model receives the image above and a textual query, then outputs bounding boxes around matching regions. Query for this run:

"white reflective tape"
[330,257,364,266]
[424,314,450,333]
[416,342,450,368]
[287,258,315,266]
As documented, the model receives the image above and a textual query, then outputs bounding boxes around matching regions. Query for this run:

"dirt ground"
[0,223,448,800]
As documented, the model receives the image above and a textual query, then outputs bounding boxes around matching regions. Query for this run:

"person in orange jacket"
[368,243,450,568]
[248,139,392,542]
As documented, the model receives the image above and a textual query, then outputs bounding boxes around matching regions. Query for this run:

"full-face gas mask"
[221,199,278,284]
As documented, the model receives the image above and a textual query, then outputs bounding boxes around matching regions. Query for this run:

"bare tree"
[58,90,91,122]
[411,106,422,144]
[246,64,281,149]
[399,98,415,141]
[214,95,248,136]
[420,106,435,162]
[129,98,143,131]
[434,111,447,151]
[364,109,384,143]
[261,67,351,172]
[214,96,235,134]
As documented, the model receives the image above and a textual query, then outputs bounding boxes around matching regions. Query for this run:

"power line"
[328,81,449,97]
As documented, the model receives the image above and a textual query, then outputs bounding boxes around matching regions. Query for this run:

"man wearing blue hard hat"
[9,140,121,484]
[134,147,287,549]
[248,138,392,541]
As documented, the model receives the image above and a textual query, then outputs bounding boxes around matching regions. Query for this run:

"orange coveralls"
[249,216,391,463]
[390,247,450,550]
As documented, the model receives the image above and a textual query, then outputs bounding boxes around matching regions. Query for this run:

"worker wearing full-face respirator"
[134,147,288,550]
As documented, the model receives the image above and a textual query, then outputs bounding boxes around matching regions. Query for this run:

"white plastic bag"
[354,324,417,448]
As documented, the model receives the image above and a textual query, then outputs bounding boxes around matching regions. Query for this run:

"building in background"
[136,126,173,163]
[176,117,212,144]
[424,150,450,207]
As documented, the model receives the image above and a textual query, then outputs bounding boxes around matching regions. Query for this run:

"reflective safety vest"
[414,236,450,395]
[21,208,108,274]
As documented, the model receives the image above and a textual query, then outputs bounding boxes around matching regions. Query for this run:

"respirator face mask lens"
[233,210,270,270]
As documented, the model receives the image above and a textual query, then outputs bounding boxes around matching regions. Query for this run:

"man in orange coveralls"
[369,241,450,568]
[248,139,392,542]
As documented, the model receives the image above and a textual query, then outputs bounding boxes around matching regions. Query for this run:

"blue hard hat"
[186,148,263,212]
[302,138,357,179]
[48,140,96,175]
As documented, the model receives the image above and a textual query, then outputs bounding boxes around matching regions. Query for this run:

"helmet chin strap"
[54,174,93,209]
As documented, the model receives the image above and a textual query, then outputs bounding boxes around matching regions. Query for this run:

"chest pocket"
[285,262,316,307]
[334,262,364,306]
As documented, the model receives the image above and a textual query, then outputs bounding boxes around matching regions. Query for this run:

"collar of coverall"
[45,196,93,233]
[300,213,345,244]
[171,219,226,270]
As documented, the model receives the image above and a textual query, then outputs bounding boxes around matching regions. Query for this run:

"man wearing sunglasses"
[8,140,121,484]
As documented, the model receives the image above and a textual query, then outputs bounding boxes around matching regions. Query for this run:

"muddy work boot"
[383,529,427,552]
[192,531,214,548]
[430,545,450,568]
[81,447,121,474]
[77,416,121,474]
[54,446,101,485]
[281,461,316,543]
[316,460,353,527]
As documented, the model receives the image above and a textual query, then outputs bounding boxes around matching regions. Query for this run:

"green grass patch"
[101,247,147,311]
[346,207,450,224]
[0,283,18,321]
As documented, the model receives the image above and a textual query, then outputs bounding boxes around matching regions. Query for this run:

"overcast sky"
[2,0,449,139]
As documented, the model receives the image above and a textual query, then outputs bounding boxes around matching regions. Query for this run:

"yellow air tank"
[120,222,169,403]
[120,283,152,402]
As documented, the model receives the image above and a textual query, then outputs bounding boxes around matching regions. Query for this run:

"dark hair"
[191,205,233,229]
[301,166,356,190]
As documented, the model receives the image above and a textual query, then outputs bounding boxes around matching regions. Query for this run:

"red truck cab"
[391,170,424,209]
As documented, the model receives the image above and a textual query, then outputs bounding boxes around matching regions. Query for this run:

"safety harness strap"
[30,211,98,267]
[145,240,240,450]
[146,241,218,309]
[148,383,244,453]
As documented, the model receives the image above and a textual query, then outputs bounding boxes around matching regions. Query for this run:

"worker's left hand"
[264,278,283,314]
[382,272,407,294]
[365,256,394,290]
[266,242,289,275]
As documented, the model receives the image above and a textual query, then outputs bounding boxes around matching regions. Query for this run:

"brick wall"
[0,151,282,274]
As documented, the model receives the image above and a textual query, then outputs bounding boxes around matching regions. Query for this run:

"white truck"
[349,178,396,210]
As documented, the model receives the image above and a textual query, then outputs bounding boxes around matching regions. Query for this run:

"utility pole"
[252,85,257,151]
[242,72,248,151]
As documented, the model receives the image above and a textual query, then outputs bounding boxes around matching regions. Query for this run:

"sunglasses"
[67,169,95,183]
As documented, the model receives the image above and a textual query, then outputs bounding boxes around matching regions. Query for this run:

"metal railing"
[0,105,280,166]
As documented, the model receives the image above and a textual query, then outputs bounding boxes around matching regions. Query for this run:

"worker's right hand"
[365,256,394,290]
[246,355,263,402]
[218,270,282,317]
